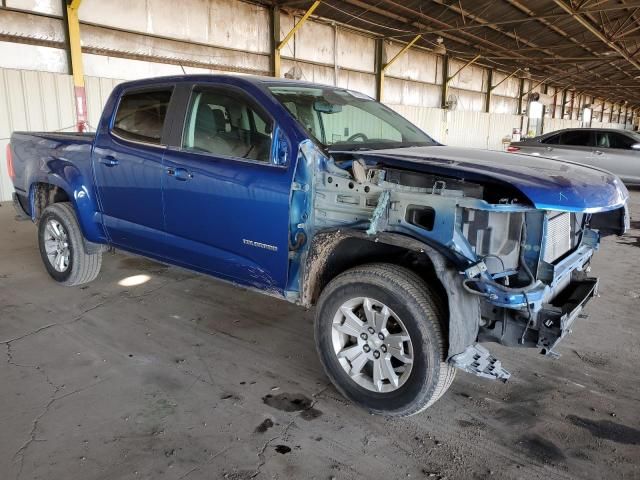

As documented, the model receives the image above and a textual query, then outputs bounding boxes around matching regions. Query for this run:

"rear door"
[516,132,560,156]
[93,86,174,255]
[552,129,596,164]
[161,83,294,291]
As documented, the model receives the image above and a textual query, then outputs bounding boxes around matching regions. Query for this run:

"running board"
[450,344,511,382]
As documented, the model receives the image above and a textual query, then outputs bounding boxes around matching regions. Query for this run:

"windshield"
[267,85,437,151]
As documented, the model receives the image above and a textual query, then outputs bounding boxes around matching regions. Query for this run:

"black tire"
[315,263,455,417]
[38,202,102,286]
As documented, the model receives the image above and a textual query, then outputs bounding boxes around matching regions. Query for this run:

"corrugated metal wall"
[488,113,525,150]
[444,111,491,149]
[85,76,125,129]
[390,104,523,151]
[0,68,76,201]
[0,68,124,202]
[388,104,445,143]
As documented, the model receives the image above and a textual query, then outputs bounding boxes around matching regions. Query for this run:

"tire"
[315,263,455,417]
[38,202,102,286]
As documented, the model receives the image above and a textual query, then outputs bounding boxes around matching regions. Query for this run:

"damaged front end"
[287,141,629,382]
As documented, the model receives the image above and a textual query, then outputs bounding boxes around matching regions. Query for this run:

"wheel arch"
[30,181,71,220]
[28,174,107,249]
[30,181,107,255]
[302,229,480,359]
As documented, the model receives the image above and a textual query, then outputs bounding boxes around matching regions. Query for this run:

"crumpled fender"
[303,228,480,359]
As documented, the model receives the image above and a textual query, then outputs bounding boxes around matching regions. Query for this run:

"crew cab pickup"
[7,75,629,416]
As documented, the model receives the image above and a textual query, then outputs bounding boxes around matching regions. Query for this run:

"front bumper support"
[537,277,598,355]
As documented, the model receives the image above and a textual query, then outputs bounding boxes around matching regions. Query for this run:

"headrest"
[211,109,226,133]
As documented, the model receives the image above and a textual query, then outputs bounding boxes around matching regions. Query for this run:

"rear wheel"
[38,203,102,286]
[315,263,455,417]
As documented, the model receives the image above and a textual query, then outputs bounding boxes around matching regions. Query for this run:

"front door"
[594,131,640,184]
[93,87,173,255]
[161,85,293,291]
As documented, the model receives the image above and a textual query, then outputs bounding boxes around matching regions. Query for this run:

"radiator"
[543,212,572,263]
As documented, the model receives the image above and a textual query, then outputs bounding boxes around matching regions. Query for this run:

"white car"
[508,128,640,186]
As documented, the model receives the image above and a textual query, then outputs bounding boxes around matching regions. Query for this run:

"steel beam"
[521,76,551,99]
[552,0,640,73]
[273,0,320,78]
[447,54,481,83]
[388,3,640,38]
[375,38,384,101]
[445,53,481,109]
[517,77,525,115]
[382,35,421,73]
[484,68,493,113]
[270,4,280,77]
[372,35,422,102]
[441,54,449,109]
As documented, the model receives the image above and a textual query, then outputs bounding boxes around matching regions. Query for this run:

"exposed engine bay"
[306,151,623,368]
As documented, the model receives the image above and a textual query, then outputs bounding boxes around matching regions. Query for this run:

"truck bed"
[10,131,96,199]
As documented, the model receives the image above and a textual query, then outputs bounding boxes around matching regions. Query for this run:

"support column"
[484,68,493,113]
[375,38,384,101]
[516,78,525,115]
[270,5,280,77]
[610,102,615,123]
[440,55,449,109]
[569,91,575,120]
[63,0,87,132]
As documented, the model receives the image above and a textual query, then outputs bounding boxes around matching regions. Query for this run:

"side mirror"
[273,127,289,166]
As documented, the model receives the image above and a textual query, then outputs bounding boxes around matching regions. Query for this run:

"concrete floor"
[1,194,639,480]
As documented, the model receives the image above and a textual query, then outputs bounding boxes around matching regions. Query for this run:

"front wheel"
[38,202,102,286]
[315,263,455,417]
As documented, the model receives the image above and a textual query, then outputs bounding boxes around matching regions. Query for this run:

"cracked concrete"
[1,195,639,480]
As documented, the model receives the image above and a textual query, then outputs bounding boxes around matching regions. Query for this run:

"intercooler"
[543,212,573,263]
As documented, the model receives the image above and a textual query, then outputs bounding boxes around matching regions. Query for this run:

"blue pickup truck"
[7,74,629,416]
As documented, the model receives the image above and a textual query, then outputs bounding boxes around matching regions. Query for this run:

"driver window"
[608,133,636,150]
[183,89,273,162]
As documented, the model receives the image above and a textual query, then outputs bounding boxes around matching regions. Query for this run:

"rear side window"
[559,130,593,147]
[113,89,173,145]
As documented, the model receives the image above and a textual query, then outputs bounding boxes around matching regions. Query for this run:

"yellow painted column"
[66,0,87,132]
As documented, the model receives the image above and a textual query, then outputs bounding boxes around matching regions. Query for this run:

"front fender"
[303,228,480,359]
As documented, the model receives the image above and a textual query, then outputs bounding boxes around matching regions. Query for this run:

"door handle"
[166,167,193,181]
[99,155,119,167]
[546,146,553,151]
[594,150,604,155]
